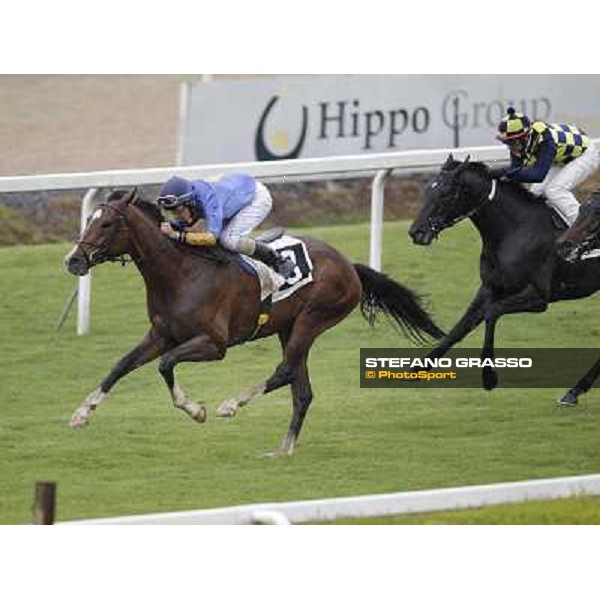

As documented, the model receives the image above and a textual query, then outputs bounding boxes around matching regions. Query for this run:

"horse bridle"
[428,174,497,236]
[75,202,133,269]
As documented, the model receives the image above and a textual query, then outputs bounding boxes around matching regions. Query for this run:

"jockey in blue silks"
[157,173,295,278]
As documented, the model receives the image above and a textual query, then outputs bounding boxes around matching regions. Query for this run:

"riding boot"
[253,241,295,279]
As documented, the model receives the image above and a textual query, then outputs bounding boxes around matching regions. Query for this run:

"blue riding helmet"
[157,176,194,209]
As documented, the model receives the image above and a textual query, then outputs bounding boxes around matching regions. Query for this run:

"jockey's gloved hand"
[489,167,508,180]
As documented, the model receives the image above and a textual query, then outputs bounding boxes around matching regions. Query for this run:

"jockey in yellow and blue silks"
[493,107,600,225]
[157,173,295,278]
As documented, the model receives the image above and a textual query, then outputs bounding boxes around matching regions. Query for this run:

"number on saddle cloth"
[237,235,314,302]
[270,236,313,301]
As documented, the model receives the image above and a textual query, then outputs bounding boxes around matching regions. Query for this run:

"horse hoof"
[216,402,237,418]
[70,411,89,428]
[482,367,498,391]
[262,450,292,458]
[191,405,207,423]
[557,391,579,407]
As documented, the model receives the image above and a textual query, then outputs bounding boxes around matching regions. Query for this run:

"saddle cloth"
[238,235,314,302]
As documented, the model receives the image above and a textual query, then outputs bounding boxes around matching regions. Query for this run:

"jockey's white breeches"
[219,182,273,251]
[529,142,600,225]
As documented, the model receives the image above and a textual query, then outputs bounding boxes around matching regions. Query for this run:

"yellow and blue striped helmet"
[497,107,531,141]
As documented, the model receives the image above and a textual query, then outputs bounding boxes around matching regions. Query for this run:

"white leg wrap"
[171,384,206,423]
[70,386,107,427]
[172,384,187,409]
[216,383,266,417]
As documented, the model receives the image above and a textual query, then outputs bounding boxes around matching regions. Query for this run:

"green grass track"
[1,220,599,523]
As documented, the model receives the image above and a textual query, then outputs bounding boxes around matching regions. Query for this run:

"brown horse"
[65,188,444,455]
[557,190,600,262]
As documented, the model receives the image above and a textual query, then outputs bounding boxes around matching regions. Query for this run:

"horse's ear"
[125,187,138,205]
[443,154,454,170]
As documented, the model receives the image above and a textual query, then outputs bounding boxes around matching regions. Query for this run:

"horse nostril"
[409,225,422,238]
[66,255,88,275]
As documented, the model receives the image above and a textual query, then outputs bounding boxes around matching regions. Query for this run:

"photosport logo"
[360,349,600,389]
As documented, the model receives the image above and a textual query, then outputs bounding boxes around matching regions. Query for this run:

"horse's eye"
[101,222,113,229]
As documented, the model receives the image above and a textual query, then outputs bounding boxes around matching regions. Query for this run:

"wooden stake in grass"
[33,482,56,525]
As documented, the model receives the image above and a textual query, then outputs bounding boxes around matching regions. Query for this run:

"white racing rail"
[0,146,508,335]
[3,137,600,336]
[0,145,515,336]
[60,473,600,525]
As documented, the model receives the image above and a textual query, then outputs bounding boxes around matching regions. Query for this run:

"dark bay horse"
[557,190,600,262]
[408,155,600,406]
[65,189,444,455]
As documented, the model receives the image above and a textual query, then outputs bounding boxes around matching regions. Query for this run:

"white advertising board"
[181,74,600,164]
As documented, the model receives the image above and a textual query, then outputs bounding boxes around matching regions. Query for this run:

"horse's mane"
[462,161,490,177]
[460,160,547,206]
[106,188,231,264]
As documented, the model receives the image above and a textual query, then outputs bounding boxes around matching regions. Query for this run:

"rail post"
[369,169,392,271]
[77,188,98,336]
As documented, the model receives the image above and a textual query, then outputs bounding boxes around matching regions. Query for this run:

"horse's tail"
[353,263,445,345]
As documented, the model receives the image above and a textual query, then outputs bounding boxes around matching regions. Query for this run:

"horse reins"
[77,198,244,269]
